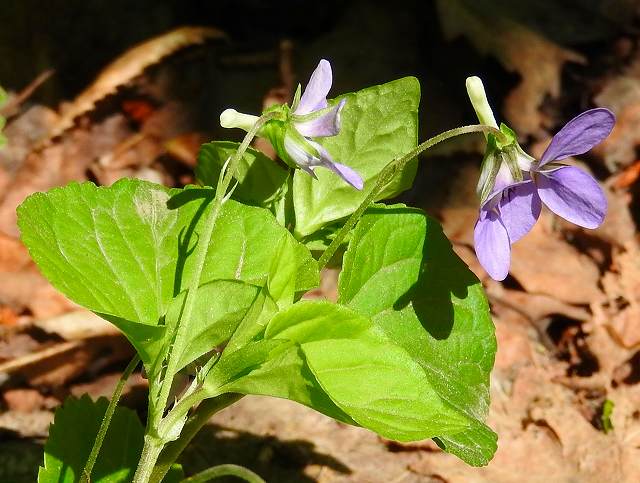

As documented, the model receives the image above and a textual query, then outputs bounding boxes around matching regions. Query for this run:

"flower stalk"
[318,123,506,270]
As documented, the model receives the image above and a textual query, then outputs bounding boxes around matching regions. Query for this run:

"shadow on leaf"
[366,206,476,341]
[168,188,214,296]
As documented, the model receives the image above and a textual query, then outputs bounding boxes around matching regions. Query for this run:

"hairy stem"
[81,355,140,483]
[152,113,274,431]
[133,435,165,483]
[317,124,503,270]
[150,394,243,483]
[181,464,266,483]
[135,114,274,483]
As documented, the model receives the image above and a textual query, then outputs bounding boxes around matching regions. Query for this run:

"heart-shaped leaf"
[17,179,318,366]
[292,77,420,237]
[338,204,497,465]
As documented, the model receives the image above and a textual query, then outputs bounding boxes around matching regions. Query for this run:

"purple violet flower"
[220,59,363,190]
[474,108,615,280]
[284,59,363,189]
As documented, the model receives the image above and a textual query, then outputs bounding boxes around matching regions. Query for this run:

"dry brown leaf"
[488,285,591,323]
[436,0,584,136]
[593,185,637,247]
[164,132,207,167]
[0,233,32,271]
[0,269,75,319]
[0,410,53,438]
[70,371,147,401]
[33,310,119,341]
[43,26,225,143]
[594,56,640,170]
[0,335,132,387]
[598,243,640,348]
[411,312,640,483]
[0,114,131,236]
[491,309,536,372]
[510,213,601,305]
[0,105,58,174]
[612,159,640,189]
[2,388,47,413]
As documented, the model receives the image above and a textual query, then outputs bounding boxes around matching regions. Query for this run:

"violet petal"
[498,181,541,243]
[474,209,511,281]
[540,108,615,166]
[327,162,364,190]
[309,140,363,189]
[536,166,607,229]
[283,134,318,169]
[295,99,346,138]
[294,59,332,115]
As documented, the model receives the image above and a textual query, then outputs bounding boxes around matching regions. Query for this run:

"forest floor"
[1,3,640,481]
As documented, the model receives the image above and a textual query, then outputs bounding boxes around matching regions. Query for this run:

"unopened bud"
[466,76,498,129]
[220,109,260,132]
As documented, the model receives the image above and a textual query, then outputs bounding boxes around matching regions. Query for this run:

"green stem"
[81,355,140,483]
[152,112,275,432]
[134,114,273,483]
[150,394,243,483]
[157,388,206,437]
[133,435,165,483]
[181,464,265,483]
[317,124,504,270]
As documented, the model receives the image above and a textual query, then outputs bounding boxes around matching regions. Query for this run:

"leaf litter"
[0,11,639,483]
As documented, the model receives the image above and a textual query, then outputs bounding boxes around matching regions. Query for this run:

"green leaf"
[209,300,479,443]
[302,338,471,441]
[205,301,384,424]
[165,279,261,370]
[38,395,144,483]
[267,234,316,308]
[196,141,289,211]
[264,300,377,342]
[292,77,420,237]
[265,301,474,442]
[601,399,614,434]
[338,204,497,465]
[17,180,318,366]
[204,339,354,424]
[225,286,280,354]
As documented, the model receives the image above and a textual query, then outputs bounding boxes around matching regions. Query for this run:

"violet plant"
[14,60,608,482]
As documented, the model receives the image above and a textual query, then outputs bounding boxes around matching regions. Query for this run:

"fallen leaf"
[33,310,120,341]
[612,159,640,189]
[0,114,131,236]
[121,99,156,123]
[1,335,132,387]
[70,371,147,401]
[436,0,584,136]
[43,26,226,143]
[599,243,640,348]
[510,213,602,305]
[0,306,19,327]
[488,285,591,323]
[594,56,640,170]
[0,410,53,438]
[594,185,637,247]
[164,132,207,167]
[0,233,31,272]
[0,270,75,319]
[3,388,46,413]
